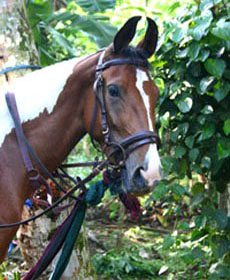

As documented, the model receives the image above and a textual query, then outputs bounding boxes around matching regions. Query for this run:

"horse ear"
[137,17,158,58]
[113,16,141,54]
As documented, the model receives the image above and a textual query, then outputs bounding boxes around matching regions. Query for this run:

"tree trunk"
[219,182,230,216]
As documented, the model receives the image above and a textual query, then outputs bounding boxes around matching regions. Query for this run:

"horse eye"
[108,84,120,97]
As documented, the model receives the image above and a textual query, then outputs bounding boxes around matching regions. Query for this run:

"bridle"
[90,49,160,168]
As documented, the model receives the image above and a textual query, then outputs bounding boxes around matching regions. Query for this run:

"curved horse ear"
[137,17,158,58]
[113,16,141,54]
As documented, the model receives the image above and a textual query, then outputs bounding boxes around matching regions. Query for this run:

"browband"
[96,58,149,72]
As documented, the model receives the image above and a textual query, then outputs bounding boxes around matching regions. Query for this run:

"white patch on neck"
[136,68,161,186]
[0,57,80,148]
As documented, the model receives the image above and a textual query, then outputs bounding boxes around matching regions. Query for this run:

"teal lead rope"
[49,182,106,279]
[24,182,106,280]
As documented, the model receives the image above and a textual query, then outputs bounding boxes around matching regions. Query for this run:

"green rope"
[49,182,105,280]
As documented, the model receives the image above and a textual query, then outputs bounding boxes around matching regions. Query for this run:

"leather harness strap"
[5,92,52,194]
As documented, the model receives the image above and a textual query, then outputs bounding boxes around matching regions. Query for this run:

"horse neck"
[25,52,101,173]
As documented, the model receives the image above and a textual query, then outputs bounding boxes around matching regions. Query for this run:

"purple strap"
[5,92,51,194]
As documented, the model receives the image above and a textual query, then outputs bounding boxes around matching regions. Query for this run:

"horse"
[0,16,161,263]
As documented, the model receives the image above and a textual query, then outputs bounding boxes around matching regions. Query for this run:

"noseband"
[90,50,160,168]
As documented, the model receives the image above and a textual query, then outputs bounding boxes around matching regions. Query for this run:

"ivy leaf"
[188,42,200,61]
[223,119,230,136]
[172,24,187,43]
[214,81,230,102]
[217,137,230,159]
[189,148,199,162]
[201,105,213,115]
[198,123,215,141]
[216,238,230,258]
[197,49,210,62]
[212,21,230,41]
[213,209,228,230]
[204,59,226,78]
[175,97,193,113]
[75,0,115,13]
[201,156,211,169]
[174,145,186,158]
[185,136,195,148]
[200,76,215,93]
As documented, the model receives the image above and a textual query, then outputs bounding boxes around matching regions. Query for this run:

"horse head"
[84,17,161,195]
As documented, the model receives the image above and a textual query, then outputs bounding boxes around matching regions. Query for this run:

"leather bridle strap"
[90,50,160,164]
[96,58,149,72]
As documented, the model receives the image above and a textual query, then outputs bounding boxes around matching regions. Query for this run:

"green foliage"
[25,0,117,66]
[153,0,230,272]
[93,245,162,280]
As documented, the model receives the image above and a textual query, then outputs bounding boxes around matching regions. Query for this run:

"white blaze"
[136,69,161,186]
[0,57,80,148]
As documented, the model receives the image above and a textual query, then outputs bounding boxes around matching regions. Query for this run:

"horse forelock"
[0,57,82,148]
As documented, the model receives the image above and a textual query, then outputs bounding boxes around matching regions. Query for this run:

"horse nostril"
[132,167,145,187]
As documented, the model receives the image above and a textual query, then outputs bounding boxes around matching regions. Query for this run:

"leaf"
[213,209,228,230]
[200,76,215,93]
[176,97,193,113]
[190,193,205,207]
[158,265,169,275]
[204,59,226,78]
[216,238,230,258]
[178,123,189,137]
[162,235,175,249]
[174,146,186,158]
[188,42,200,61]
[223,119,230,136]
[75,0,115,13]
[214,81,230,102]
[192,247,205,260]
[71,15,117,47]
[200,0,221,10]
[201,105,213,115]
[198,123,215,141]
[171,183,186,196]
[191,182,205,195]
[195,215,207,228]
[197,49,210,62]
[172,25,187,43]
[178,221,190,230]
[189,148,199,162]
[191,9,213,41]
[212,21,230,41]
[47,27,76,56]
[201,156,211,169]
[153,181,168,200]
[217,137,230,159]
[185,135,195,148]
